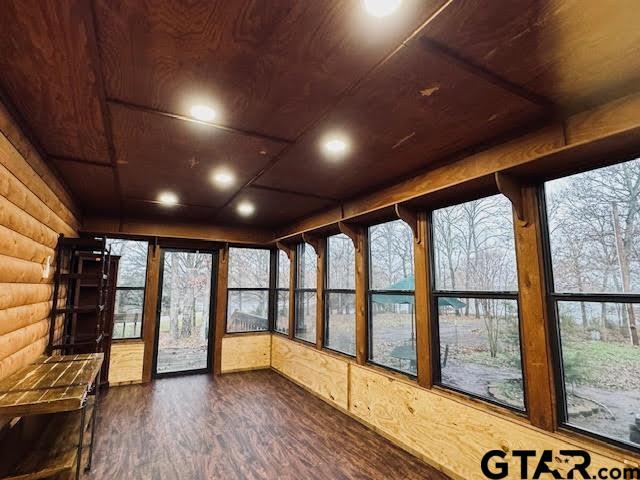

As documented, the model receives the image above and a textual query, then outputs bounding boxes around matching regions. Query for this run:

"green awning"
[371,275,466,309]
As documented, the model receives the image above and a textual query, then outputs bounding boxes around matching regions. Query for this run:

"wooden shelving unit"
[47,235,113,386]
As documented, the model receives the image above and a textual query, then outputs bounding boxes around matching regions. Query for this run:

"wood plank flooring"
[86,370,449,479]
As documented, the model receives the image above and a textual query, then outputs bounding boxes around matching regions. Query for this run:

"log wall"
[0,103,78,381]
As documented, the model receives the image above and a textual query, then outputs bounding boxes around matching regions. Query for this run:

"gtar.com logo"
[481,450,640,479]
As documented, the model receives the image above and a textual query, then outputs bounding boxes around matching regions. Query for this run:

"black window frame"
[294,242,317,344]
[366,219,417,378]
[273,249,290,336]
[225,246,274,334]
[107,237,150,341]
[540,173,640,453]
[428,195,527,413]
[324,233,356,357]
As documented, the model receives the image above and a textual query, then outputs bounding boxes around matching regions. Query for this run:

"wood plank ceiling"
[0,0,638,228]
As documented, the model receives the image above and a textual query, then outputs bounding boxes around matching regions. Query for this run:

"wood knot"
[420,85,440,97]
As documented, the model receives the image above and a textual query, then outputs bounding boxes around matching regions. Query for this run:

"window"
[431,194,525,410]
[106,238,149,339]
[368,219,416,375]
[295,243,317,343]
[275,249,290,335]
[544,158,640,449]
[226,248,270,333]
[325,234,356,356]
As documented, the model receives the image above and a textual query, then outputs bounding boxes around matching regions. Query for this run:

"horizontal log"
[0,334,47,380]
[0,301,52,336]
[0,195,59,248]
[0,318,48,363]
[0,163,75,237]
[0,224,54,263]
[0,99,78,218]
[0,130,79,230]
[0,254,50,284]
[0,283,62,310]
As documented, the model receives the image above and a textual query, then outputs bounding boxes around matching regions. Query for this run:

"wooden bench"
[0,354,103,480]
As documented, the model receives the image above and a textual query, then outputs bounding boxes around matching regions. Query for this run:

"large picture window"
[294,243,317,344]
[544,158,640,449]
[106,238,149,339]
[275,249,290,335]
[431,194,525,410]
[325,233,355,356]
[367,219,416,375]
[226,247,270,333]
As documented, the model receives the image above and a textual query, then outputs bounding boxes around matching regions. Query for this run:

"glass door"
[153,249,216,377]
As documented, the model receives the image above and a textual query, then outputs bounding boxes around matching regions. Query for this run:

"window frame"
[366,220,417,378]
[539,180,640,453]
[294,242,317,345]
[324,233,356,357]
[107,238,150,341]
[273,249,290,336]
[427,196,528,413]
[225,246,273,334]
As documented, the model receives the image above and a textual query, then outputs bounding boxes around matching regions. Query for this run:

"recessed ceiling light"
[322,135,350,159]
[190,104,217,122]
[364,0,402,17]
[237,201,255,217]
[211,169,235,188]
[157,191,178,207]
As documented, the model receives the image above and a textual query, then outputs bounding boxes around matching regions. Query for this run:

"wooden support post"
[141,243,160,383]
[513,186,556,431]
[414,211,433,388]
[288,247,296,340]
[340,221,367,365]
[213,244,229,375]
[496,172,527,224]
[315,239,326,350]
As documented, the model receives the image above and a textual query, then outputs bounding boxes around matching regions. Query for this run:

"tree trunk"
[612,202,639,346]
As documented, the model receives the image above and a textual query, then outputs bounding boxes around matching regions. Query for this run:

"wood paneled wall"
[0,101,79,381]
[268,335,637,480]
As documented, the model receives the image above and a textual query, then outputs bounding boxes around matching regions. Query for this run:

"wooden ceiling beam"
[274,92,640,242]
[106,98,294,145]
[82,216,272,245]
[86,0,124,219]
[418,37,556,111]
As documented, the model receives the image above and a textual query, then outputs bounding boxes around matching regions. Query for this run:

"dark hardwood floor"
[87,370,448,479]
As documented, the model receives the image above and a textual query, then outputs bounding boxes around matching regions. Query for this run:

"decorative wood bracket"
[395,204,422,244]
[338,221,363,252]
[302,233,323,257]
[495,172,527,225]
[276,241,295,260]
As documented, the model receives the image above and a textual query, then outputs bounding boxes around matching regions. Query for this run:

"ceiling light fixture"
[211,169,235,188]
[190,104,217,122]
[322,135,350,159]
[157,191,179,207]
[363,0,402,17]
[237,201,256,217]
